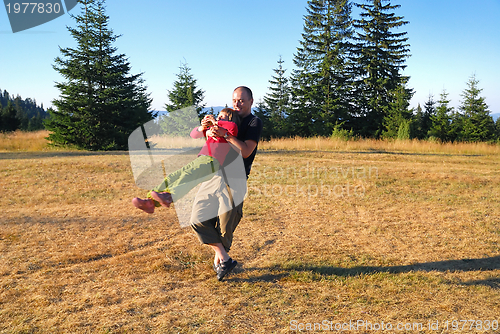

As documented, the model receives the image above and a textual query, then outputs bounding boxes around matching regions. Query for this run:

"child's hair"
[219,108,241,127]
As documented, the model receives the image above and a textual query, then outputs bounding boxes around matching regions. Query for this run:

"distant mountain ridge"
[154,106,259,117]
[154,106,227,117]
[154,108,500,121]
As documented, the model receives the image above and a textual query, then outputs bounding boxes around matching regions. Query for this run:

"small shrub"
[331,123,354,141]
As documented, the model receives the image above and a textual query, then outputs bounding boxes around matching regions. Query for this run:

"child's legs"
[149,155,219,202]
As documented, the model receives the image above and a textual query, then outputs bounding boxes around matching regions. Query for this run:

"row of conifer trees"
[4,0,498,149]
[255,0,499,142]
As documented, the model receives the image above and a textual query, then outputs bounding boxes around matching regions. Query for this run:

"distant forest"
[0,88,49,132]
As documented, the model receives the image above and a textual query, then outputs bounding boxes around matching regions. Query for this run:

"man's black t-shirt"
[236,113,263,176]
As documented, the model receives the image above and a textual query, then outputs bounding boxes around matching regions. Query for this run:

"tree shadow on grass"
[229,255,500,288]
[259,149,483,157]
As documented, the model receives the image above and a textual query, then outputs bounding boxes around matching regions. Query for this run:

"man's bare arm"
[226,137,257,159]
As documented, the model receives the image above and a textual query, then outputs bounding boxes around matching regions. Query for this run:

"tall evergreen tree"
[428,90,453,142]
[160,62,205,136]
[46,0,154,150]
[459,74,495,142]
[290,0,354,137]
[164,62,205,115]
[351,0,411,137]
[264,55,290,137]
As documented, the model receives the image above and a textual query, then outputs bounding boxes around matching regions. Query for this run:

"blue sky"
[1,0,499,116]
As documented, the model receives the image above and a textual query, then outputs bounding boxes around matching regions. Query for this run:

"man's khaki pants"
[190,173,246,252]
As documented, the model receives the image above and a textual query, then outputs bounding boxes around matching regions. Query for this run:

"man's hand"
[206,125,228,139]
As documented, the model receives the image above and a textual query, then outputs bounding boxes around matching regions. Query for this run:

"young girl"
[132,108,240,213]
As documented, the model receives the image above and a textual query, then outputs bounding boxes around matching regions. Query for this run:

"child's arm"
[190,126,206,139]
[191,115,217,138]
[216,120,238,137]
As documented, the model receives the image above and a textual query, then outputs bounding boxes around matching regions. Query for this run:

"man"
[191,86,263,281]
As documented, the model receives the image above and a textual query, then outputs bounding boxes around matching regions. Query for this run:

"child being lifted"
[132,108,240,214]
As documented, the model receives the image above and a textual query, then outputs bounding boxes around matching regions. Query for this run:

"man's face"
[232,89,253,118]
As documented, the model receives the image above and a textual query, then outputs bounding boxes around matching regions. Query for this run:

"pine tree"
[160,62,205,136]
[459,74,495,142]
[164,62,205,115]
[46,0,154,150]
[351,0,411,137]
[428,90,453,142]
[290,0,354,137]
[412,97,435,140]
[421,94,436,138]
[264,55,290,137]
[411,103,424,139]
[382,83,413,139]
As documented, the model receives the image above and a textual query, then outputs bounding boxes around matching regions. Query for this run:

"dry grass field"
[1,132,500,333]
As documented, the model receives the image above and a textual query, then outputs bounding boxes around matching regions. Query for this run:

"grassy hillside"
[0,133,499,333]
